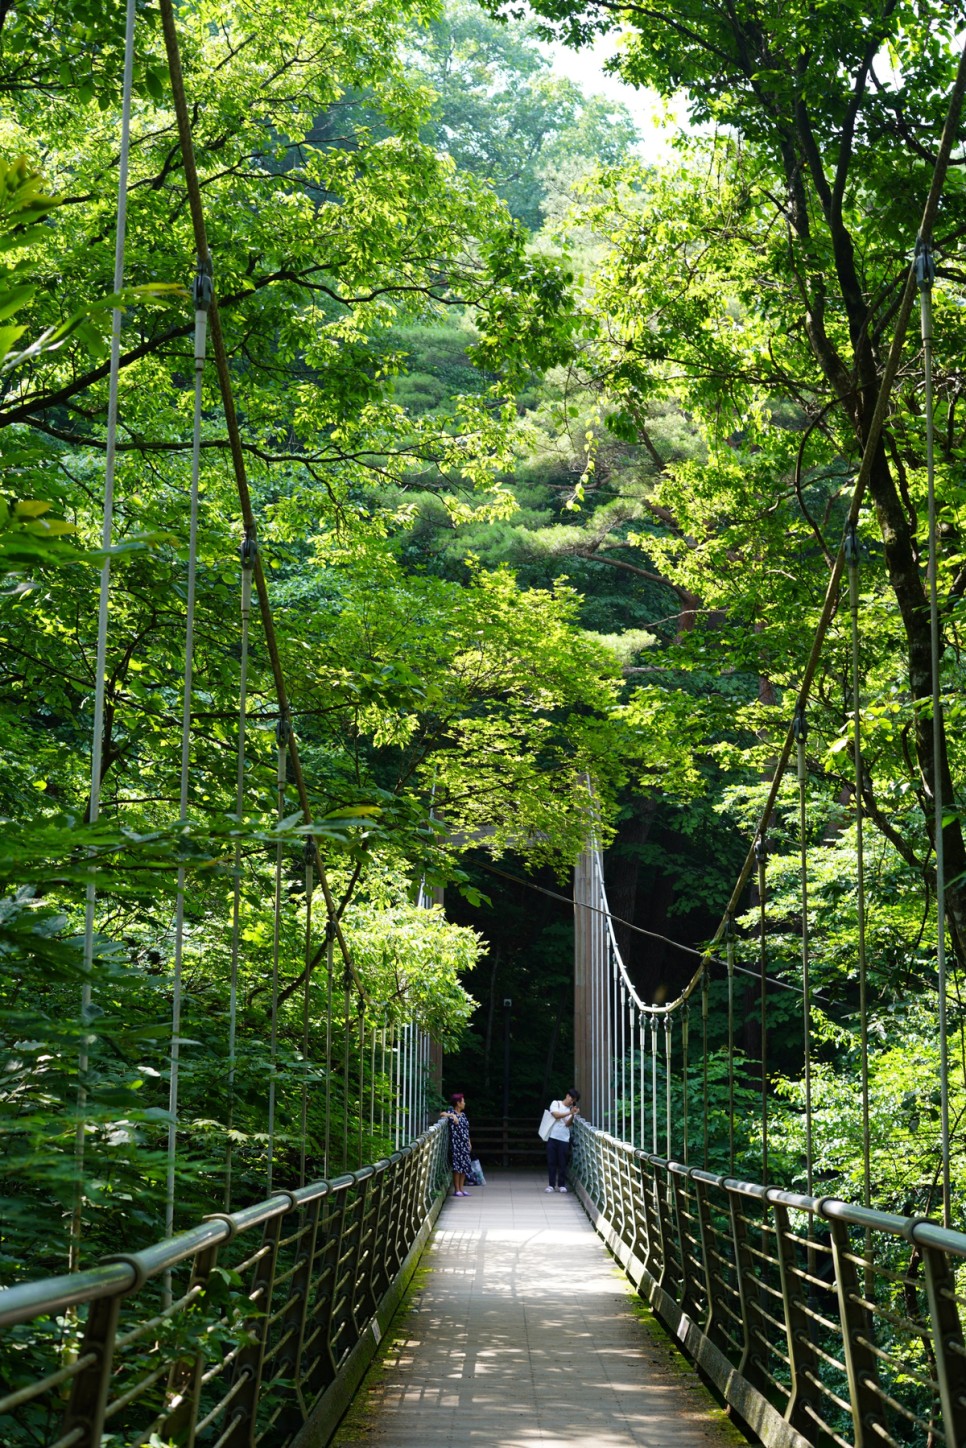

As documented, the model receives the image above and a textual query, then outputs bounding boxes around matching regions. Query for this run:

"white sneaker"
[558,1186,568,1193]
[544,1185,555,1193]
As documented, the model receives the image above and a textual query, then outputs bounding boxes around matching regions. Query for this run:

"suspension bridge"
[4,1,966,1446]
[5,839,966,1447]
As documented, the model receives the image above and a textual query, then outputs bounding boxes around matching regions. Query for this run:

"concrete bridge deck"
[333,1171,749,1447]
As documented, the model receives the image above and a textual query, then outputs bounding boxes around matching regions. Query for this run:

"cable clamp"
[192,255,214,313]
[240,532,258,570]
[843,521,860,568]
[915,236,935,293]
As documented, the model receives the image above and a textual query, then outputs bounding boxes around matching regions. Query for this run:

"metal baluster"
[665,1015,673,1160]
[651,1015,659,1154]
[622,978,631,1135]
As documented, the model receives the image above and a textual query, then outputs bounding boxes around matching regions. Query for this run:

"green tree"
[498,0,966,961]
[410,0,637,230]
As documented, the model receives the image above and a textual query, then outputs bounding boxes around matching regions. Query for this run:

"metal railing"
[0,1123,449,1448]
[571,1120,966,1448]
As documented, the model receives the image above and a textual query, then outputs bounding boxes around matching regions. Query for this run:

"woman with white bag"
[543,1089,580,1193]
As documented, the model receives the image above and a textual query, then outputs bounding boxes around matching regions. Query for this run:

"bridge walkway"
[332,1170,747,1447]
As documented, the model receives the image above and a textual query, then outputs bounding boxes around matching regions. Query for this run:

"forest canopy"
[3,0,966,1323]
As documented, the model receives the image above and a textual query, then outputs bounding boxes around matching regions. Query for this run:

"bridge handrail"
[624,1137,966,1255]
[572,1120,966,1448]
[0,1123,449,1448]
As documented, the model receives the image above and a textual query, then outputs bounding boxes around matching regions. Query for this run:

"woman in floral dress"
[443,1092,473,1196]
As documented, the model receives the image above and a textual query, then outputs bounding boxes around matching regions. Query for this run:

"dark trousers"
[546,1137,569,1187]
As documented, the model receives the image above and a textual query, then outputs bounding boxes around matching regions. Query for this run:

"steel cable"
[71,0,138,1276]
[267,723,288,1195]
[165,261,211,1262]
[225,534,255,1210]
[795,709,813,1198]
[682,1003,690,1165]
[918,240,952,1228]
[845,526,871,1213]
[756,834,768,1182]
[300,843,313,1190]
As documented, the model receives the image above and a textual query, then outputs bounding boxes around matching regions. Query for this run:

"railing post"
[693,1173,721,1342]
[222,1207,286,1446]
[641,1156,664,1282]
[670,1168,700,1320]
[727,1185,760,1389]
[282,1194,325,1387]
[59,1291,123,1447]
[386,1152,408,1276]
[921,1237,966,1448]
[620,1142,641,1260]
[630,1150,651,1270]
[654,1161,676,1295]
[770,1197,823,1438]
[311,1187,348,1392]
[405,1143,420,1241]
[347,1174,373,1338]
[164,1237,222,1445]
[365,1163,393,1309]
[826,1213,886,1446]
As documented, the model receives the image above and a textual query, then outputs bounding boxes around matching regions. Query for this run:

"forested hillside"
[3,0,966,1330]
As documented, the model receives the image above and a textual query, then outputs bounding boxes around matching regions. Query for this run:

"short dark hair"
[568,1088,580,1103]
[450,1092,464,1106]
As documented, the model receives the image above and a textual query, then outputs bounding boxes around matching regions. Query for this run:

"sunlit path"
[333,1171,745,1447]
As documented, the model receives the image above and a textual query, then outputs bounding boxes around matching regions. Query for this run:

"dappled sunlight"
[334,1173,744,1446]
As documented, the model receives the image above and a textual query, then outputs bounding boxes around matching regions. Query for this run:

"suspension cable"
[165,255,211,1264]
[342,976,351,1170]
[71,0,138,1276]
[629,999,637,1149]
[357,1003,364,1167]
[638,1012,646,1150]
[496,857,825,1003]
[300,841,313,1190]
[267,720,288,1195]
[756,832,768,1181]
[369,1017,377,1146]
[664,1015,672,1160]
[225,532,255,1210]
[726,913,735,1174]
[650,1015,658,1154]
[682,1002,690,1166]
[795,706,813,1198]
[620,980,627,1140]
[701,964,709,1170]
[845,524,871,1212]
[918,237,952,1229]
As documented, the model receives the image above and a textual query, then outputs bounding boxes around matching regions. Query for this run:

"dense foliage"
[0,0,640,1302]
[5,0,966,1351]
[484,0,966,1214]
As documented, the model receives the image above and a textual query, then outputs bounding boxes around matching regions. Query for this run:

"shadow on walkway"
[332,1170,750,1447]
